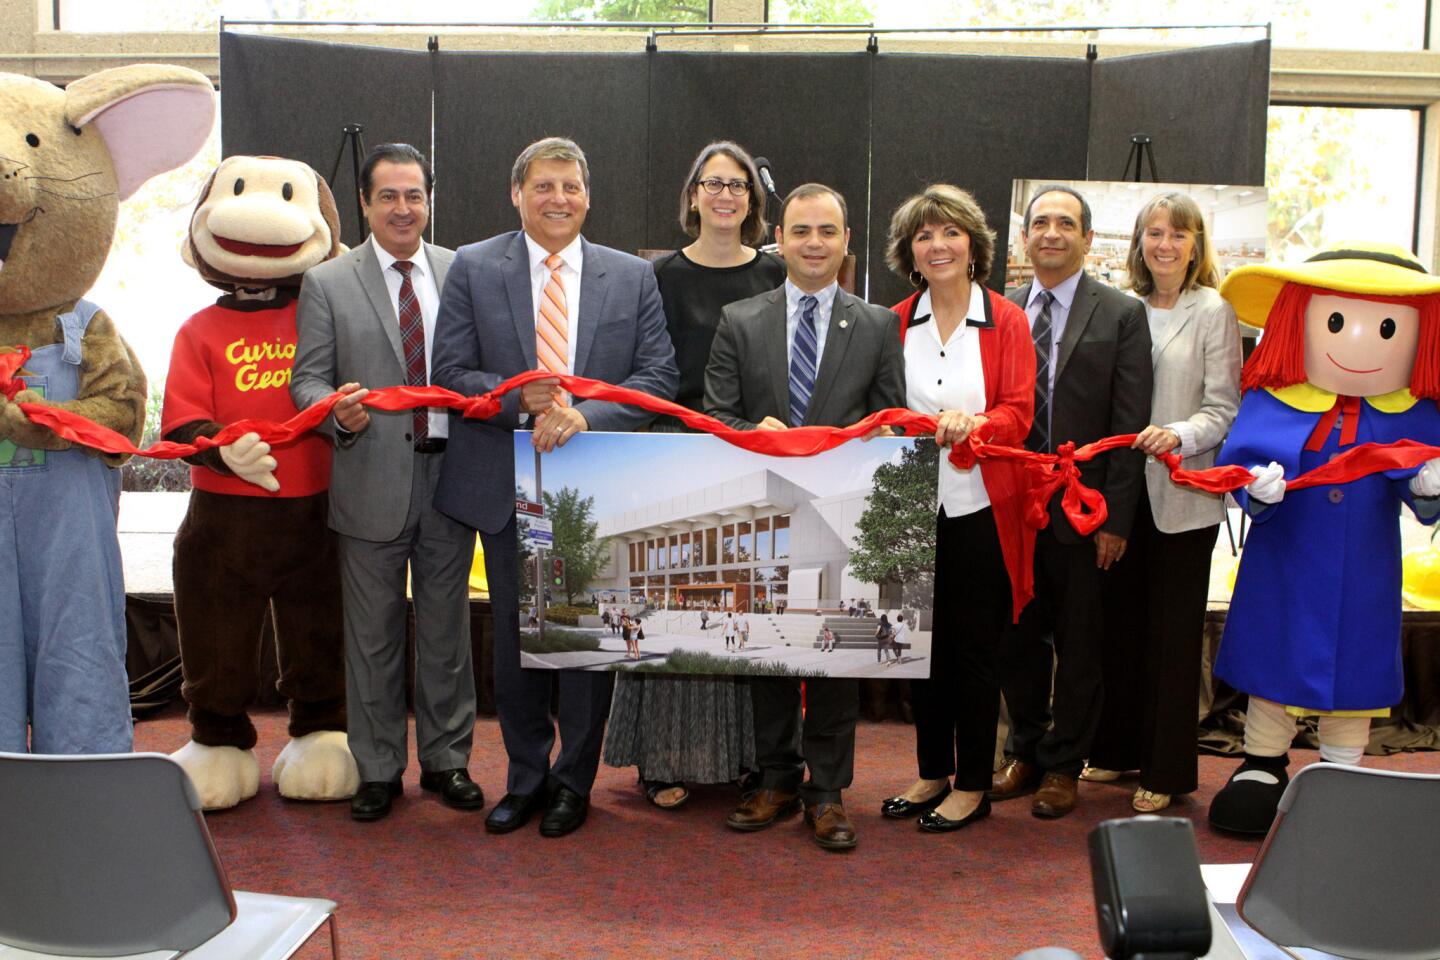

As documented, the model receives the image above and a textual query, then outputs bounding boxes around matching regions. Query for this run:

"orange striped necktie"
[537,252,569,375]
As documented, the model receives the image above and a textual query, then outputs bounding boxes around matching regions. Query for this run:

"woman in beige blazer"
[1084,192,1242,812]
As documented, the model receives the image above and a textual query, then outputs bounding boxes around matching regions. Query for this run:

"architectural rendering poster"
[515,431,937,679]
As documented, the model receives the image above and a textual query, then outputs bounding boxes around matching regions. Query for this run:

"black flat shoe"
[419,768,485,810]
[880,784,951,819]
[918,796,992,833]
[350,780,401,822]
[485,790,546,834]
[539,785,589,837]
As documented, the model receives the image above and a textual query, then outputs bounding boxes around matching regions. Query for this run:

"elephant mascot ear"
[65,64,215,199]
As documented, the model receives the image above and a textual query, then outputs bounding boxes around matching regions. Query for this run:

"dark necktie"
[392,260,428,445]
[1032,289,1056,453]
[789,294,819,427]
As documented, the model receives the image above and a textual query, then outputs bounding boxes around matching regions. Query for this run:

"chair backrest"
[1237,763,1440,960]
[0,752,236,957]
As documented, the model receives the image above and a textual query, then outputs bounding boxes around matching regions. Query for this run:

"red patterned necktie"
[392,260,428,444]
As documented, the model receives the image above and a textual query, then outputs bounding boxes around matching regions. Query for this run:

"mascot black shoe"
[1208,752,1290,836]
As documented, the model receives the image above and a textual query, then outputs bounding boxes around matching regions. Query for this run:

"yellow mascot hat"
[1219,241,1440,329]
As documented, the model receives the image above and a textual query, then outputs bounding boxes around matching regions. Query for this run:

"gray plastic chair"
[1237,763,1440,960]
[0,752,338,959]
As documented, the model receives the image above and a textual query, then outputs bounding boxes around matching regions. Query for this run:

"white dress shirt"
[524,232,584,375]
[371,235,446,438]
[904,284,990,518]
[1024,267,1083,401]
[784,278,837,368]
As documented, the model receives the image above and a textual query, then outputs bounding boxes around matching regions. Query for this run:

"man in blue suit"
[431,137,677,837]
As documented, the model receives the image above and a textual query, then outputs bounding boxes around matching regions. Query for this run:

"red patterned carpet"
[132,707,1440,960]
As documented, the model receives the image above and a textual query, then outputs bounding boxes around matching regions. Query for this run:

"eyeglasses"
[696,178,752,196]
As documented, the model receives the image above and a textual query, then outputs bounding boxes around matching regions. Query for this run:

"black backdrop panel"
[219,33,432,249]
[868,54,1091,309]
[433,53,650,254]
[1087,40,1270,187]
[646,53,873,275]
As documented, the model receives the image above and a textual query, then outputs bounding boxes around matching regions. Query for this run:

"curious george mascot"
[1209,242,1440,834]
[0,66,213,754]
[163,155,359,809]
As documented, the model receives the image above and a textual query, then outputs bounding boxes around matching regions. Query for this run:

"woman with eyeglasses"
[602,141,783,811]
[647,141,786,431]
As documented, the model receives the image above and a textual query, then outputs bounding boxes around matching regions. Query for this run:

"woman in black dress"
[603,141,785,809]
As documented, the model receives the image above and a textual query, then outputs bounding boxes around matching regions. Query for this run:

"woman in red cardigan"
[878,185,1037,833]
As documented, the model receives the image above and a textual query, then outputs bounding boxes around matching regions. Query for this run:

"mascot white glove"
[1411,457,1440,497]
[219,431,279,492]
[1246,461,1286,505]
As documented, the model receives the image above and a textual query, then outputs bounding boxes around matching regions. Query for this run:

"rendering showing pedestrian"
[874,614,892,663]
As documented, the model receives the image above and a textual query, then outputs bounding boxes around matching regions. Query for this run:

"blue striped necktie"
[789,294,819,427]
[1032,289,1055,452]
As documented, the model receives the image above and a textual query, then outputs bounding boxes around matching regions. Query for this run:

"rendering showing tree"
[849,440,939,608]
[543,485,610,605]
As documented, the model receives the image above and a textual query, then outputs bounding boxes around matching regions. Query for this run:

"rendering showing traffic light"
[550,556,565,589]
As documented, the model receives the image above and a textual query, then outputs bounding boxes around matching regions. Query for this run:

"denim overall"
[0,300,132,753]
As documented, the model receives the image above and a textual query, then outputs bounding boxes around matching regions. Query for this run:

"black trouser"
[751,676,857,805]
[912,507,1013,792]
[1091,495,1217,794]
[999,525,1105,779]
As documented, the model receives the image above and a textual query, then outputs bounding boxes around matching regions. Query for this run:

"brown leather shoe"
[726,788,801,832]
[987,757,1040,801]
[1032,772,1079,818]
[805,802,858,850]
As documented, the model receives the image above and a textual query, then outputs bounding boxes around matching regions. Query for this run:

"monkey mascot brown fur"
[163,155,358,809]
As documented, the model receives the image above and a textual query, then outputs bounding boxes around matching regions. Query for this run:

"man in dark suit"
[990,185,1152,818]
[430,137,677,838]
[292,143,483,822]
[705,183,905,850]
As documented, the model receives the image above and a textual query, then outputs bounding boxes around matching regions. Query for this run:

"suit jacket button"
[405,432,413,442]
[1328,488,1344,504]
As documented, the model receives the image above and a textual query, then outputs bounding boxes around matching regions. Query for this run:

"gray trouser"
[339,452,476,782]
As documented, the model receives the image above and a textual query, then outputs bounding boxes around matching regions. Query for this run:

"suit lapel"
[575,237,608,375]
[1054,272,1099,386]
[806,291,855,425]
[502,232,537,369]
[1153,287,1196,359]
[761,288,791,418]
[427,242,453,293]
[354,243,406,371]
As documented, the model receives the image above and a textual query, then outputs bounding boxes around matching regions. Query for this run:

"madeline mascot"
[1210,242,1440,834]
[162,155,358,809]
[0,66,213,754]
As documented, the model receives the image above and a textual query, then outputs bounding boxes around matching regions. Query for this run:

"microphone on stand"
[753,156,781,203]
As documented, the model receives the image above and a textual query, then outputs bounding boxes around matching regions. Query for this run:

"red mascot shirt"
[163,298,331,497]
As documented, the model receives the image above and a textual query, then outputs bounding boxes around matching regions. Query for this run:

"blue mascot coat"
[1216,386,1440,711]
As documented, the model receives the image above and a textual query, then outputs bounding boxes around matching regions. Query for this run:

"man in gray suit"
[989,185,1152,819]
[705,183,905,850]
[430,137,677,838]
[292,144,482,822]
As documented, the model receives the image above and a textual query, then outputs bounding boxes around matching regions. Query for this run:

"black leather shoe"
[350,780,401,822]
[880,784,951,819]
[918,796,992,833]
[485,791,546,834]
[539,785,589,838]
[419,768,485,810]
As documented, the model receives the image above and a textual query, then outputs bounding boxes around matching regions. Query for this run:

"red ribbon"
[4,351,1439,535]
[0,346,30,401]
